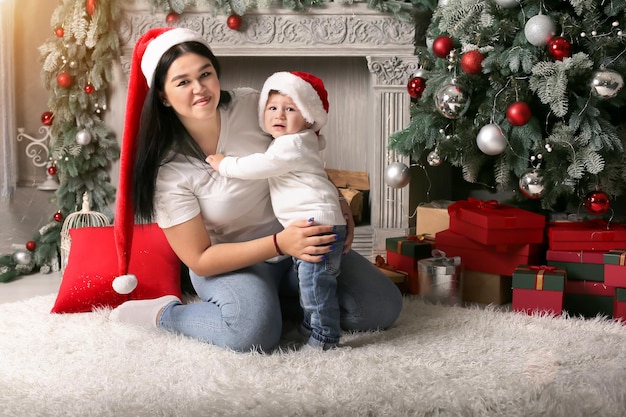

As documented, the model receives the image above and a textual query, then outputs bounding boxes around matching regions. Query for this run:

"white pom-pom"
[112,274,138,294]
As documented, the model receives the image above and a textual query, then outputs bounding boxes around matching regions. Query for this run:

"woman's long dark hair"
[132,41,232,223]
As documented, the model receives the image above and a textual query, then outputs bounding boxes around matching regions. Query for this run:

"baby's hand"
[206,153,225,171]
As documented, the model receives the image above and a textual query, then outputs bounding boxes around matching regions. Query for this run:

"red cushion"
[51,224,182,314]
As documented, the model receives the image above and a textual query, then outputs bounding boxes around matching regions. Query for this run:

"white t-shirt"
[218,129,346,227]
[154,88,282,245]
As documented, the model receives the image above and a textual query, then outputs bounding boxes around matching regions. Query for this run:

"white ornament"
[384,162,411,188]
[13,250,32,265]
[112,274,138,295]
[524,14,556,46]
[76,129,92,145]
[494,0,519,8]
[476,124,507,155]
[591,69,624,99]
[427,150,442,166]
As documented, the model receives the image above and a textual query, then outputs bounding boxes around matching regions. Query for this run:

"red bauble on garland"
[227,14,243,30]
[47,165,57,176]
[547,36,572,61]
[584,190,611,215]
[53,211,64,222]
[41,111,54,126]
[166,11,180,24]
[407,76,426,99]
[54,27,64,38]
[460,50,484,74]
[26,241,37,252]
[84,83,95,94]
[432,36,454,58]
[86,0,96,16]
[506,101,532,126]
[57,72,73,88]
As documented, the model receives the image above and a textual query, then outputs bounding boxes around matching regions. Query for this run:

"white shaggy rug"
[1,295,626,417]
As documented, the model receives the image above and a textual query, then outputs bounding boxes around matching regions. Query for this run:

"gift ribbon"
[448,197,500,215]
[609,250,626,266]
[396,234,434,252]
[529,265,557,290]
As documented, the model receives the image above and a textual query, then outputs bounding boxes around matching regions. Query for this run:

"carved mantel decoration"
[118,2,427,258]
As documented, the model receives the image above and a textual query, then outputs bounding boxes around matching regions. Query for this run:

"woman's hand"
[277,219,336,262]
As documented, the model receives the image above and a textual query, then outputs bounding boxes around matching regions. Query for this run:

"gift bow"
[528,265,557,290]
[448,197,500,214]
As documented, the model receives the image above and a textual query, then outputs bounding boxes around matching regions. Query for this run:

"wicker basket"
[60,192,110,271]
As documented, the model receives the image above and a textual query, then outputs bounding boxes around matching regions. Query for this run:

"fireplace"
[114,2,428,259]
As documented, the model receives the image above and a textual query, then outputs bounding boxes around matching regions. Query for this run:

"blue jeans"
[295,225,346,349]
[158,249,402,352]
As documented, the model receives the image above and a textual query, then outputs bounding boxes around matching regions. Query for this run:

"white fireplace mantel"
[116,2,428,258]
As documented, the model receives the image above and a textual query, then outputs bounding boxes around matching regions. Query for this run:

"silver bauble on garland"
[76,129,92,145]
[384,162,411,188]
[590,69,624,99]
[524,14,556,46]
[434,83,471,119]
[494,0,519,8]
[13,249,32,265]
[427,149,442,166]
[519,170,544,199]
[476,124,507,155]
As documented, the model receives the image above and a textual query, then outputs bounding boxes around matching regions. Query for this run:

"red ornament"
[432,36,455,58]
[54,27,64,38]
[166,11,180,24]
[57,72,73,88]
[584,190,610,215]
[41,111,54,126]
[460,50,484,75]
[227,13,243,30]
[506,101,532,126]
[407,76,426,99]
[47,165,57,176]
[84,83,95,94]
[86,0,96,16]
[547,36,572,61]
[26,241,37,252]
[53,211,64,222]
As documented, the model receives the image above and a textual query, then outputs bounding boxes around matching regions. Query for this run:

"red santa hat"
[258,71,329,133]
[114,27,210,283]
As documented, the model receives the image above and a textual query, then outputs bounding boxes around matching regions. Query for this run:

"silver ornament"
[384,162,411,188]
[13,250,32,265]
[494,0,519,8]
[438,0,448,6]
[591,69,624,99]
[476,123,507,155]
[76,129,92,145]
[519,170,544,199]
[427,149,442,166]
[435,83,471,119]
[524,14,556,46]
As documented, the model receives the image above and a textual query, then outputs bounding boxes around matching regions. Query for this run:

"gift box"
[512,265,566,316]
[563,280,614,318]
[374,255,408,293]
[604,249,626,287]
[448,198,546,246]
[435,229,542,276]
[416,200,453,237]
[385,236,434,295]
[417,252,461,305]
[614,288,626,322]
[547,221,626,252]
[546,249,604,283]
[461,270,512,305]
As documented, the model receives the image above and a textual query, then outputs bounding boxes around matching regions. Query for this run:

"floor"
[0,187,62,303]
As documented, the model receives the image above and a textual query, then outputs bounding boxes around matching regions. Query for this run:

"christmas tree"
[389,0,626,215]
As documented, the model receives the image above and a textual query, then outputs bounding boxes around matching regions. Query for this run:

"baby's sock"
[109,295,181,328]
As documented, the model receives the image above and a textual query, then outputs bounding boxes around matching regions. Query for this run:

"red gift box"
[512,265,566,316]
[564,280,615,318]
[604,249,626,287]
[614,288,626,323]
[546,249,604,282]
[448,198,545,246]
[435,229,542,276]
[548,221,626,252]
[385,236,434,295]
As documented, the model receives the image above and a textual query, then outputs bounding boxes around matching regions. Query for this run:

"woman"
[110,27,402,352]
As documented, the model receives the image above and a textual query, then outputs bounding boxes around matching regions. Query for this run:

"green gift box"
[385,236,434,258]
[512,265,566,291]
[604,249,626,265]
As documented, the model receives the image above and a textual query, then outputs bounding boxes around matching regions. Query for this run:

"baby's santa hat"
[258,71,329,133]
[114,27,209,286]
